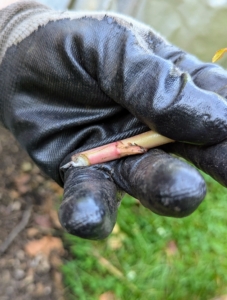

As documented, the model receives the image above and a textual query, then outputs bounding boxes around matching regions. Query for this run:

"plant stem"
[61,131,174,169]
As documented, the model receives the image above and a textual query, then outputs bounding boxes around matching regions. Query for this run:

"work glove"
[1,1,227,240]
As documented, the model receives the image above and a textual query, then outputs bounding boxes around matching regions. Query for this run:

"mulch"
[0,127,68,300]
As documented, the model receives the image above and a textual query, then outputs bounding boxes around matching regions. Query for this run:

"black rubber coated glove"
[1,1,227,240]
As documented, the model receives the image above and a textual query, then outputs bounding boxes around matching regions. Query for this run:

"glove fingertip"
[141,160,207,217]
[59,167,118,240]
[113,149,206,218]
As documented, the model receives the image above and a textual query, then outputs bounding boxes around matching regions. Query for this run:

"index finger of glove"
[152,37,227,98]
[80,16,227,146]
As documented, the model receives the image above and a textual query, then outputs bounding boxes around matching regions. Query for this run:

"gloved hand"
[1,1,227,240]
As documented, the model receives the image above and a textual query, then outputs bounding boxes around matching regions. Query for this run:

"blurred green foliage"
[62,174,227,300]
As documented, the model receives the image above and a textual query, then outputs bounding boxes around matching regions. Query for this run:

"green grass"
[62,173,227,300]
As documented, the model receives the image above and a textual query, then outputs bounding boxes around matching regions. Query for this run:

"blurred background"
[39,0,227,62]
[1,0,227,300]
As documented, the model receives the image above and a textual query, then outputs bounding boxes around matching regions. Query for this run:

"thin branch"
[92,249,124,279]
[0,204,32,255]
[92,249,140,293]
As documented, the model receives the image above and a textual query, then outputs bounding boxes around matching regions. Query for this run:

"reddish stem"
[61,131,174,169]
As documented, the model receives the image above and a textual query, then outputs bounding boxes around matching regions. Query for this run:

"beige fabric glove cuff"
[0,1,52,64]
[0,0,166,65]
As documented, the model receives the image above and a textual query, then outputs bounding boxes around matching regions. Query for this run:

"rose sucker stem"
[61,131,174,170]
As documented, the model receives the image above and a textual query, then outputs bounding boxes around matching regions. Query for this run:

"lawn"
[62,173,227,300]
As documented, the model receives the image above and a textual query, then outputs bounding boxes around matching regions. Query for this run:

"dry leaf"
[38,195,53,214]
[33,282,45,297]
[211,296,227,300]
[52,270,65,300]
[14,173,31,194]
[49,209,62,229]
[9,190,20,199]
[212,48,227,62]
[108,236,123,250]
[108,234,125,250]
[21,161,32,172]
[50,253,63,268]
[48,181,63,196]
[25,236,64,257]
[108,224,126,250]
[134,198,141,206]
[26,227,40,238]
[112,223,120,234]
[10,201,21,211]
[99,291,117,300]
[34,214,52,228]
[165,240,178,257]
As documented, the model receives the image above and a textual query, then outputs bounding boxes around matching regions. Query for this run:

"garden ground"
[1,125,227,300]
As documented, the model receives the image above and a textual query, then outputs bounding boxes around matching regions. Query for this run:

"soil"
[0,127,67,300]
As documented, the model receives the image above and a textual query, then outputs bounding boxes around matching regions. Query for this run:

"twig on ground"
[0,204,32,255]
[92,249,124,279]
[92,249,140,292]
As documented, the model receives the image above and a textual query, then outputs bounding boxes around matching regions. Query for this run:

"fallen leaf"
[33,282,45,297]
[99,291,117,300]
[34,214,52,228]
[134,198,141,206]
[165,240,178,257]
[49,209,62,229]
[108,224,126,250]
[112,223,120,234]
[21,161,33,172]
[48,181,63,196]
[14,173,31,194]
[38,195,53,214]
[108,236,123,250]
[25,236,64,257]
[26,227,40,238]
[212,48,227,62]
[50,253,63,268]
[211,296,227,300]
[108,234,126,250]
[52,270,64,288]
[9,190,20,199]
[10,201,21,211]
